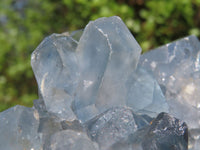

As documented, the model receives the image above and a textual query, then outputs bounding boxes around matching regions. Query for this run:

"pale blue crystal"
[31,33,78,121]
[139,35,200,149]
[126,67,169,116]
[0,105,42,150]
[31,16,169,124]
[25,16,195,149]
[49,130,99,150]
[139,35,200,128]
[73,16,141,123]
[86,107,152,150]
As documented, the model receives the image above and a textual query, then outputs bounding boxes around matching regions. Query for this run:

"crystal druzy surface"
[139,36,200,129]
[1,16,200,149]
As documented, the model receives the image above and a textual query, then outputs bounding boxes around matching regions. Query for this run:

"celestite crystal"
[72,16,142,122]
[0,105,42,150]
[31,34,78,121]
[0,16,197,149]
[139,36,200,114]
[49,130,99,150]
[86,107,152,150]
[31,16,168,123]
[91,111,187,150]
[139,35,200,150]
[126,67,169,116]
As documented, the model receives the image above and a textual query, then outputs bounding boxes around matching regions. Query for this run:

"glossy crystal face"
[1,16,200,150]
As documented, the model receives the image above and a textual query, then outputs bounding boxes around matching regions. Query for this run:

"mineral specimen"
[1,16,199,149]
[31,16,168,124]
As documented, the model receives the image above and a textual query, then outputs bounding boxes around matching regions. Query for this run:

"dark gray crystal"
[142,112,188,150]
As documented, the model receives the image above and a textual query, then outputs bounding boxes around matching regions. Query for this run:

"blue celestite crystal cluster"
[0,16,199,150]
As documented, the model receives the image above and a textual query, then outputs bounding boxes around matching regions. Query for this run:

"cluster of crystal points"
[1,16,200,150]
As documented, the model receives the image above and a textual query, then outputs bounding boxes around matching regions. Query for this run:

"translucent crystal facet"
[31,34,79,121]
[49,130,99,150]
[86,107,152,150]
[126,67,169,117]
[139,36,200,128]
[1,16,197,149]
[139,35,200,149]
[73,16,142,123]
[0,105,42,150]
